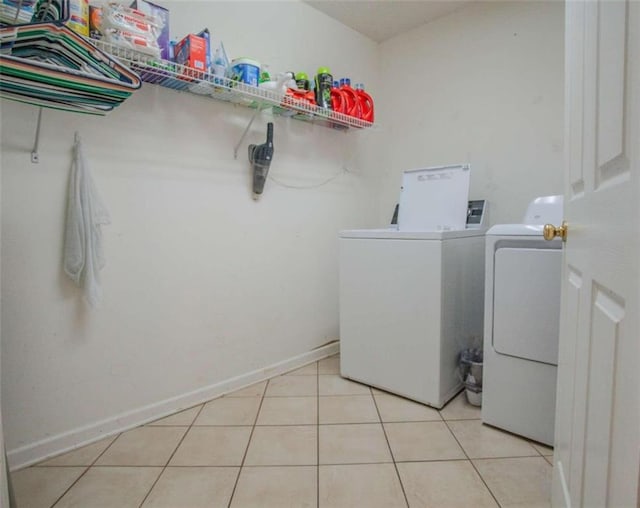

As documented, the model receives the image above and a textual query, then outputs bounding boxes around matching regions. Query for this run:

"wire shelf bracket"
[234,107,263,160]
[31,107,43,163]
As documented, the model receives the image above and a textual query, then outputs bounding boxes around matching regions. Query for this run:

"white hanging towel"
[64,133,111,308]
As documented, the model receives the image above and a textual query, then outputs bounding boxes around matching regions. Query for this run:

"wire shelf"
[91,39,375,130]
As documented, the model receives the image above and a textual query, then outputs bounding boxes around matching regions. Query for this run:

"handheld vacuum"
[249,122,274,200]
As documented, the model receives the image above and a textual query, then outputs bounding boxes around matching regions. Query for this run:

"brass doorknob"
[543,221,568,241]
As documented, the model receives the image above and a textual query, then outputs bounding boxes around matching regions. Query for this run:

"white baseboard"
[8,341,339,471]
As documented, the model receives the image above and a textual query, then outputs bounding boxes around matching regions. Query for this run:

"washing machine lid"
[487,224,545,237]
[339,228,486,240]
[397,164,470,232]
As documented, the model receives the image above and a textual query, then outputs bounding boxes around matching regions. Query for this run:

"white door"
[552,1,639,507]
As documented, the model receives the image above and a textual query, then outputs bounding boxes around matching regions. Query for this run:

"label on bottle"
[315,73,333,109]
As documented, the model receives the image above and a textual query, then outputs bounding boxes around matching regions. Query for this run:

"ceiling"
[304,1,473,43]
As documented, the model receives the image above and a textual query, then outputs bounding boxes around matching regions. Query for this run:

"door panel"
[567,1,585,196]
[554,0,639,506]
[552,267,581,504]
[582,286,624,506]
[596,0,627,173]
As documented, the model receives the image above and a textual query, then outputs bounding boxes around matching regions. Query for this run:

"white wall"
[0,156,10,508]
[1,1,379,468]
[376,1,564,225]
[1,0,566,469]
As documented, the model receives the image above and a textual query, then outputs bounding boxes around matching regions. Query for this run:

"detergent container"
[228,58,260,86]
[295,72,310,90]
[356,83,375,123]
[315,66,333,110]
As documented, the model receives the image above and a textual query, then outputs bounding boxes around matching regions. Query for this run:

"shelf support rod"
[31,108,43,164]
[233,107,262,160]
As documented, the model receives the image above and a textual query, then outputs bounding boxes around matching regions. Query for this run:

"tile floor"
[11,355,554,507]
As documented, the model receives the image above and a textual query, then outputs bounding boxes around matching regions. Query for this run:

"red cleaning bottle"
[340,78,361,118]
[355,83,374,123]
[330,80,346,114]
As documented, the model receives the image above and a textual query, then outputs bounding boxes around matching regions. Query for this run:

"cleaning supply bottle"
[259,65,271,85]
[340,78,361,118]
[259,71,295,94]
[330,81,346,114]
[355,83,375,123]
[314,66,333,110]
[295,72,310,90]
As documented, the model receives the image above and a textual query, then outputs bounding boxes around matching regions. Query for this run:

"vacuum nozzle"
[249,122,274,200]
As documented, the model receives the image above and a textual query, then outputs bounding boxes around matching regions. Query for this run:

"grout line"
[318,392,373,397]
[263,394,319,398]
[262,393,371,398]
[226,376,269,508]
[136,404,206,508]
[49,431,124,507]
[441,418,502,507]
[47,468,87,507]
[318,460,396,467]
[370,386,410,508]
[184,418,455,428]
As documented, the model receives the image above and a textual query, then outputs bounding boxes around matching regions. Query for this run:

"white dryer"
[482,195,563,446]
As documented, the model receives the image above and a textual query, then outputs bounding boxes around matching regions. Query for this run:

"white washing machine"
[482,195,563,446]
[339,165,487,408]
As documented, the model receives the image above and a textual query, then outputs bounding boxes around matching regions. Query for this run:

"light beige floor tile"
[284,363,318,376]
[169,426,252,466]
[230,466,316,508]
[265,375,317,397]
[319,423,392,464]
[95,426,187,466]
[318,355,340,374]
[55,466,162,508]
[447,420,539,459]
[532,442,554,456]
[474,456,552,508]
[544,455,554,466]
[439,391,481,420]
[225,381,267,397]
[319,375,371,395]
[375,393,442,422]
[319,395,379,424]
[11,466,85,508]
[397,461,498,508]
[141,467,239,508]
[39,436,117,466]
[319,463,406,508]
[147,406,202,426]
[245,426,317,466]
[256,396,317,425]
[194,397,261,425]
[384,421,466,462]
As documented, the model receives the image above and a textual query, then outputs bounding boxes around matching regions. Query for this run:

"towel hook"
[31,107,43,164]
